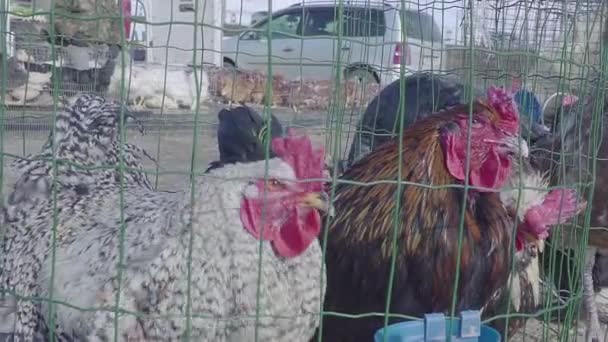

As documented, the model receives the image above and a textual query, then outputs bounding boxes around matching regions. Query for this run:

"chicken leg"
[585,246,605,342]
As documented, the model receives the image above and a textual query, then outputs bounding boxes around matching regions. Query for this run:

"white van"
[222,1,444,86]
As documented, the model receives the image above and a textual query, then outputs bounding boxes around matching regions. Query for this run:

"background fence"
[1,0,607,340]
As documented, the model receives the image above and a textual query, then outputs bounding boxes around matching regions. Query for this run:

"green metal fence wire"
[1,0,607,340]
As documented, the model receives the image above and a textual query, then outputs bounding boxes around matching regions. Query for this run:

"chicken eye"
[471,118,484,128]
[266,178,286,191]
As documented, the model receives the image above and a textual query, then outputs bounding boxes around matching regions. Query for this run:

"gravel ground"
[1,102,606,341]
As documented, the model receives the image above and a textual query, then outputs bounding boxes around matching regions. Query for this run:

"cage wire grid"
[0,0,607,340]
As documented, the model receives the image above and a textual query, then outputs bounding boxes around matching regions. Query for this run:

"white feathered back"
[107,61,209,109]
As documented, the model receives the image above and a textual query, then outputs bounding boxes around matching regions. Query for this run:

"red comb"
[486,86,520,134]
[271,131,325,192]
[516,188,586,251]
[562,94,579,107]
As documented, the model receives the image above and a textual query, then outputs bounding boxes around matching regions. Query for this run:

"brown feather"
[318,101,517,342]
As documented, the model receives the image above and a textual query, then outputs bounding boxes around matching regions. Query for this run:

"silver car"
[222,1,444,86]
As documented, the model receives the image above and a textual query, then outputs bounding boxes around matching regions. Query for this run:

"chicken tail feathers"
[9,94,155,196]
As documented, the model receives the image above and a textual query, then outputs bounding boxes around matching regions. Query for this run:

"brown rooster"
[316,87,585,341]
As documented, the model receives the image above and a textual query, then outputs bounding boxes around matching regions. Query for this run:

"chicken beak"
[529,122,551,143]
[499,135,529,158]
[521,229,545,254]
[300,192,334,216]
[522,230,536,243]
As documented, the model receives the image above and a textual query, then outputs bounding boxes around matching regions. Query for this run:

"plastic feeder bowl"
[374,310,501,342]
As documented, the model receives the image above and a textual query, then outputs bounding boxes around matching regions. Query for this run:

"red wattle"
[272,209,321,258]
[240,198,278,241]
[470,147,511,191]
[515,231,524,251]
[241,197,322,258]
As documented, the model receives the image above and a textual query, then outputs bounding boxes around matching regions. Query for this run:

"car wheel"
[223,59,236,69]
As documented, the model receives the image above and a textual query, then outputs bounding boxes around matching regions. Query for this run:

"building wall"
[145,0,222,66]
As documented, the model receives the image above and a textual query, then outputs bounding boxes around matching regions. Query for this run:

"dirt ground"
[1,102,606,341]
[1,103,362,190]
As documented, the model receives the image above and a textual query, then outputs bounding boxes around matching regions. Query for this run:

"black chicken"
[206,105,284,172]
[346,72,551,171]
[531,91,608,342]
[346,72,485,168]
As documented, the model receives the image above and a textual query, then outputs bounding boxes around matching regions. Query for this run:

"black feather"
[346,72,484,168]
[206,106,284,172]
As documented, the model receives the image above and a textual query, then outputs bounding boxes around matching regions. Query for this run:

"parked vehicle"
[251,11,269,25]
[222,1,444,86]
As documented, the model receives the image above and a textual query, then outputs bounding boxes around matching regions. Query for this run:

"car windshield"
[252,11,303,38]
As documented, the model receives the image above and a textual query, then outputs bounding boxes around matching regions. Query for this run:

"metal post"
[1,0,9,57]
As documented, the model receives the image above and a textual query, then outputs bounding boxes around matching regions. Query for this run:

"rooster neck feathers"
[327,106,515,311]
[333,113,513,255]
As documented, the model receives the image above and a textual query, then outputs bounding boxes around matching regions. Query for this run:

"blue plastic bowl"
[374,312,501,342]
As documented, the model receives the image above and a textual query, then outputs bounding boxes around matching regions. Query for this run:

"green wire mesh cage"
[0,0,607,341]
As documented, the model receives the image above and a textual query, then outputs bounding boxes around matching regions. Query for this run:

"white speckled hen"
[0,94,155,340]
[4,94,154,227]
[2,125,329,340]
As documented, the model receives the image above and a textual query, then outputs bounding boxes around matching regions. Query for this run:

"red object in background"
[392,42,411,65]
[392,42,402,64]
[122,0,132,39]
[562,94,579,106]
[510,77,522,91]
